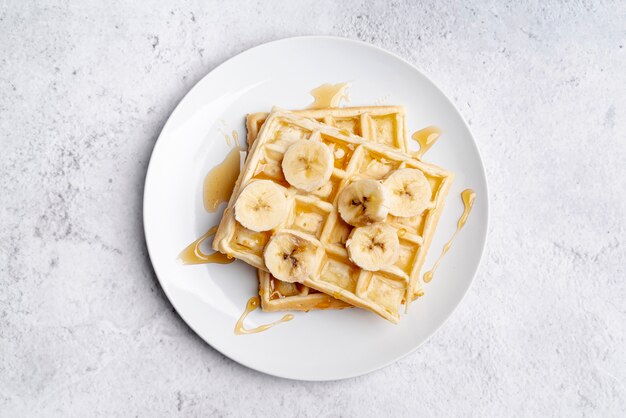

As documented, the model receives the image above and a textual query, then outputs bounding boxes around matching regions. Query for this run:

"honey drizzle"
[203,146,241,212]
[308,82,350,109]
[423,189,476,283]
[234,296,294,335]
[411,126,442,159]
[178,225,234,265]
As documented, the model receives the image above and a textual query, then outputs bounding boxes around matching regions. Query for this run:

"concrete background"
[1,0,624,416]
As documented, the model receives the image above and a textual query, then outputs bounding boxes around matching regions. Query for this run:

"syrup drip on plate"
[411,126,441,159]
[178,225,234,265]
[203,146,242,212]
[234,296,294,335]
[423,189,476,283]
[308,82,350,109]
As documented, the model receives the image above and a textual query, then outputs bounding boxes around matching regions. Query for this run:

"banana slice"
[383,168,432,217]
[234,180,288,232]
[346,223,400,271]
[264,230,325,283]
[337,179,389,226]
[282,140,334,191]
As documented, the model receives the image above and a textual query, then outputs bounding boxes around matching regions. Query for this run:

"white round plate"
[144,36,488,381]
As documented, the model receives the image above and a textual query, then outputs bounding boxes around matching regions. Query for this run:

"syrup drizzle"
[178,225,234,265]
[411,126,442,159]
[308,82,350,109]
[203,146,241,212]
[234,296,294,335]
[423,189,476,283]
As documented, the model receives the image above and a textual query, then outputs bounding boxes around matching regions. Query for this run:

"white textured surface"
[1,0,624,416]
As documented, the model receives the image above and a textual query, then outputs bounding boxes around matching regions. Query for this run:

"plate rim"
[143,35,490,381]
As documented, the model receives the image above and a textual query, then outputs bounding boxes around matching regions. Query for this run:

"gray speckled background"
[1,0,625,416]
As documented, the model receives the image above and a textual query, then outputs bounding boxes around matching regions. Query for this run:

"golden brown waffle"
[214,109,454,323]
[246,107,407,152]
[247,107,407,312]
[257,270,350,312]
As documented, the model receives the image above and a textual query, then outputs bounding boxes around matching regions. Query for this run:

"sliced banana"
[264,230,325,283]
[282,140,334,191]
[383,168,432,217]
[311,181,333,199]
[337,179,389,226]
[234,180,288,232]
[346,223,400,271]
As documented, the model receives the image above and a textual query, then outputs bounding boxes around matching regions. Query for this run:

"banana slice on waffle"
[337,179,389,226]
[264,230,325,283]
[346,223,400,271]
[383,168,432,217]
[282,140,334,192]
[234,180,288,232]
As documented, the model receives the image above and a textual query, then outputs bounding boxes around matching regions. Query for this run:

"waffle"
[246,107,408,152]
[246,107,408,312]
[213,109,454,323]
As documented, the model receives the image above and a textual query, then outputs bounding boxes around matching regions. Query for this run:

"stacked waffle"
[213,107,453,323]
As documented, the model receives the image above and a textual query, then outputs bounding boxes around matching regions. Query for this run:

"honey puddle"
[178,225,234,265]
[203,146,241,212]
[412,126,442,159]
[234,296,294,335]
[308,82,350,109]
[423,189,476,283]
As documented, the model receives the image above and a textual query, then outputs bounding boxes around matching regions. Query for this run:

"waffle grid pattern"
[214,109,453,322]
[246,107,407,313]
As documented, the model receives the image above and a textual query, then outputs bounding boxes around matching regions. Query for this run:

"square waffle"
[246,107,408,152]
[213,109,454,323]
[246,107,407,312]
